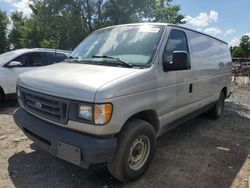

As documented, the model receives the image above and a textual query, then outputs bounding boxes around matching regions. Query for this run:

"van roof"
[100,23,228,45]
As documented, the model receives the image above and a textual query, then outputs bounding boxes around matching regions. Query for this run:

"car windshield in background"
[0,51,15,62]
[241,62,250,66]
[71,25,165,66]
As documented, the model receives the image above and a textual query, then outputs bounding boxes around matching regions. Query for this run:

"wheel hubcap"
[128,135,150,171]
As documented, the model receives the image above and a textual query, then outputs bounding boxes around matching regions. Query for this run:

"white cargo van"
[14,23,232,182]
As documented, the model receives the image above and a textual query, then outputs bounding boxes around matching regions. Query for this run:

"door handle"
[189,83,193,93]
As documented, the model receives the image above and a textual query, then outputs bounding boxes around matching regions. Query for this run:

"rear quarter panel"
[186,30,232,101]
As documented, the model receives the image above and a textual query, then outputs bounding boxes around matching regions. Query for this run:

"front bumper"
[13,107,117,168]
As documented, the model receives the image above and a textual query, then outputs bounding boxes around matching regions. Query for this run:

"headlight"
[78,103,113,125]
[94,103,113,125]
[79,104,93,121]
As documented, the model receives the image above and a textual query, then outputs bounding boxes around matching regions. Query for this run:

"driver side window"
[12,54,28,67]
[164,30,189,63]
[26,53,45,67]
[12,52,46,67]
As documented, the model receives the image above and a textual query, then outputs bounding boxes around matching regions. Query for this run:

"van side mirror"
[7,61,22,68]
[163,51,190,72]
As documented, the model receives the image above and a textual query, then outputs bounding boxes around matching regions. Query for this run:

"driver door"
[5,52,47,94]
[158,29,195,127]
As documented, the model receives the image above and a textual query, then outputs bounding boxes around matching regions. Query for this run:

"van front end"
[14,86,117,168]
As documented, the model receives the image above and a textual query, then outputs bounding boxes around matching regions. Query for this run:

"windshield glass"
[241,62,248,66]
[0,51,16,62]
[71,25,165,66]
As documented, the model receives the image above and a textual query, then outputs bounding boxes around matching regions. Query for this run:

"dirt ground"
[0,84,249,188]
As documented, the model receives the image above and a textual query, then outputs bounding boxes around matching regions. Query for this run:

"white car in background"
[0,48,71,102]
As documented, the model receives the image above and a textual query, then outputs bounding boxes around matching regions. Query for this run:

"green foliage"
[145,0,185,23]
[232,46,244,58]
[231,35,250,58]
[0,0,185,51]
[239,35,250,57]
[103,0,185,25]
[40,39,57,48]
[103,0,146,25]
[8,11,26,49]
[0,10,9,53]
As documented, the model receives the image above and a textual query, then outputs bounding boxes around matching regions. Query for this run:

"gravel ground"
[0,84,249,188]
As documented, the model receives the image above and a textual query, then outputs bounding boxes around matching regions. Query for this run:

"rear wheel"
[0,89,5,104]
[209,92,225,119]
[107,119,156,182]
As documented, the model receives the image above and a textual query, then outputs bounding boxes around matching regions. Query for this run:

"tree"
[2,0,186,51]
[231,46,244,58]
[0,10,9,53]
[231,35,250,58]
[30,0,88,49]
[144,0,185,23]
[8,11,26,49]
[239,35,250,58]
[103,0,185,25]
[103,0,146,25]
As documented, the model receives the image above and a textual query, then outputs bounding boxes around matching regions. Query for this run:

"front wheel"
[107,119,156,182]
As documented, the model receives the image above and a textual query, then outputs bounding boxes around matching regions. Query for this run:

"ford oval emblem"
[35,102,42,109]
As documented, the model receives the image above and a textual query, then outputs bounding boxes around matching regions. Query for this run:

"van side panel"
[186,30,232,103]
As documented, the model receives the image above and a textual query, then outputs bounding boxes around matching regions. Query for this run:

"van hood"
[17,62,138,102]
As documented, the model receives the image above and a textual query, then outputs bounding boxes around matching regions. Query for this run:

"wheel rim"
[128,135,150,171]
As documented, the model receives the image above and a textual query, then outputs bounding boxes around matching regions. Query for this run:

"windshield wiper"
[92,55,133,68]
[65,56,79,62]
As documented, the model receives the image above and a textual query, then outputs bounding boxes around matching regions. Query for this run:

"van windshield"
[70,25,164,66]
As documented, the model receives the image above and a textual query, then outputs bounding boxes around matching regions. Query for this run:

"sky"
[173,0,250,46]
[0,0,249,47]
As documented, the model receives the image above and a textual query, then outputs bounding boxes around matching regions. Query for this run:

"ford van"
[14,23,232,182]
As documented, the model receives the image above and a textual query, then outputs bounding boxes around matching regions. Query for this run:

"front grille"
[19,87,70,124]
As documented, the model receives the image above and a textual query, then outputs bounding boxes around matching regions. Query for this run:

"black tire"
[209,92,225,119]
[107,119,156,182]
[0,90,4,104]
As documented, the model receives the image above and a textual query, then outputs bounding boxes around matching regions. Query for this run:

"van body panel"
[186,29,232,101]
[18,62,138,102]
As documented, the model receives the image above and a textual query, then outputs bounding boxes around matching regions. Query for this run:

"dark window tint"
[164,30,188,62]
[46,52,56,65]
[55,53,67,62]
[26,53,46,66]
[13,55,28,66]
[46,52,67,64]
